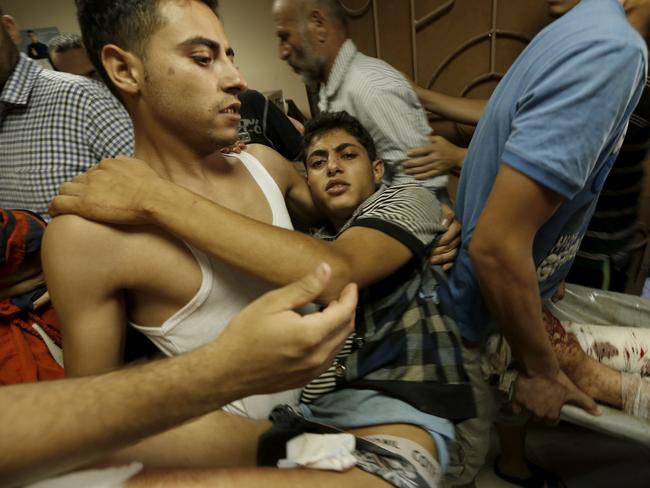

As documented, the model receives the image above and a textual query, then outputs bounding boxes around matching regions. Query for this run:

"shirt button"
[334,362,347,377]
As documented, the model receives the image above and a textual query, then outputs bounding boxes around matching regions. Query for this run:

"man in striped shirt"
[271,0,449,200]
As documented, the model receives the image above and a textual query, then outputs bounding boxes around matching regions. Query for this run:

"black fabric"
[239,89,303,160]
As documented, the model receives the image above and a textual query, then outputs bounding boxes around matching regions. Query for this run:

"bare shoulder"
[244,144,293,192]
[42,215,138,283]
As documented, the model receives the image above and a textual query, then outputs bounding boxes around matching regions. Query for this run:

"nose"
[278,43,290,61]
[222,57,247,95]
[326,157,342,175]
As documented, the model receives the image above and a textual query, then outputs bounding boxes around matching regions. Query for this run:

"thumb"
[263,262,332,311]
[565,382,601,416]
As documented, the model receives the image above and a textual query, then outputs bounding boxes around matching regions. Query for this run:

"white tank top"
[129,151,293,356]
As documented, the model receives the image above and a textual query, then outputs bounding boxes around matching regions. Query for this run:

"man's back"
[443,0,647,340]
[0,55,133,217]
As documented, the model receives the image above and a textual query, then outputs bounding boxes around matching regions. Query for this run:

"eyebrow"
[307,142,359,160]
[179,36,220,51]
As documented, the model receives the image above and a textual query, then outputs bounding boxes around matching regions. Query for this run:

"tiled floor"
[473,422,650,488]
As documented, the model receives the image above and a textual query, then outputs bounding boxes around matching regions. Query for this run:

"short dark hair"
[76,0,219,87]
[48,33,84,54]
[27,30,35,34]
[302,111,377,163]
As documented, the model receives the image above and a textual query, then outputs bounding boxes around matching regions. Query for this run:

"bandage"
[621,372,650,419]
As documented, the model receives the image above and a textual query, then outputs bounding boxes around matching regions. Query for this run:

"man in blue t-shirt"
[439,0,648,483]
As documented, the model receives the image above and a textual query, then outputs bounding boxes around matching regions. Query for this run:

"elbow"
[468,231,503,277]
[317,255,354,304]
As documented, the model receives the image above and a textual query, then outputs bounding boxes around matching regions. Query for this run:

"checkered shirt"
[0,55,133,219]
[302,184,476,421]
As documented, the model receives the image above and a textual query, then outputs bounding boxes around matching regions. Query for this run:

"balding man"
[271,0,450,201]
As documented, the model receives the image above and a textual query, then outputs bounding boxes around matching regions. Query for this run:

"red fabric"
[0,301,63,384]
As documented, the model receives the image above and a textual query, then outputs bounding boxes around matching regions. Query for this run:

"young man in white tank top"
[42,0,317,421]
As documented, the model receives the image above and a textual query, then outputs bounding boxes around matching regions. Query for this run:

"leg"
[126,422,439,488]
[444,345,496,487]
[102,409,271,468]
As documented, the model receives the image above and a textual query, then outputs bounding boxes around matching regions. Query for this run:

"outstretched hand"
[217,263,358,396]
[49,156,163,225]
[404,135,467,180]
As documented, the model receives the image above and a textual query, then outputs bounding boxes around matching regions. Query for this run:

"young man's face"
[137,0,246,154]
[306,128,383,224]
[272,0,326,84]
[545,0,580,17]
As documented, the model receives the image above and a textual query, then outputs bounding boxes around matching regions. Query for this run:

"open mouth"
[220,102,241,115]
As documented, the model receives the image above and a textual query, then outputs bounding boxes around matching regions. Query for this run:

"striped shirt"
[568,76,650,289]
[301,184,476,421]
[318,40,446,191]
[0,55,133,219]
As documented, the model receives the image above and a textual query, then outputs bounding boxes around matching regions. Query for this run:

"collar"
[1,54,42,108]
[319,39,357,103]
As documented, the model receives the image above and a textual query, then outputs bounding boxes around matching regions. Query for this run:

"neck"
[323,36,346,83]
[131,112,230,183]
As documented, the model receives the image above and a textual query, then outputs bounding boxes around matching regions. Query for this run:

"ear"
[101,44,144,96]
[1,15,21,46]
[309,9,328,43]
[372,159,385,184]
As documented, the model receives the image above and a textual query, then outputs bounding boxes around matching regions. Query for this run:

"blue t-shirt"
[441,0,647,341]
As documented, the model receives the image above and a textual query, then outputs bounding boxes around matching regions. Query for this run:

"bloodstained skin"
[541,307,622,407]
[542,307,584,375]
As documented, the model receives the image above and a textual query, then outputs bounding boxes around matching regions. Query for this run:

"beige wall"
[0,0,310,114]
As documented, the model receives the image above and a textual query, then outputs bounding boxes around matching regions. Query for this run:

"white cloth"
[278,433,357,471]
[130,151,300,418]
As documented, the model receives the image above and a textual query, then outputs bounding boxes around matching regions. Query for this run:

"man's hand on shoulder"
[49,156,163,225]
[216,263,358,395]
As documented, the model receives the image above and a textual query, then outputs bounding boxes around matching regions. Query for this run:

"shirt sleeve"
[349,72,430,168]
[502,39,646,199]
[348,185,444,259]
[83,84,134,160]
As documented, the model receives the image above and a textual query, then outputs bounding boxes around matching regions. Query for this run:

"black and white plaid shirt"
[302,184,476,421]
[0,55,133,219]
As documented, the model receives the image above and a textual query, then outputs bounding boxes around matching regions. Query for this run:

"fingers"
[48,195,79,217]
[261,262,334,312]
[0,274,46,301]
[430,246,459,267]
[564,381,601,416]
[406,145,434,158]
[552,281,565,303]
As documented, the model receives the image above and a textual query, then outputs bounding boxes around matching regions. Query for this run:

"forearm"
[0,345,233,488]
[143,180,349,301]
[470,241,559,377]
[414,87,485,125]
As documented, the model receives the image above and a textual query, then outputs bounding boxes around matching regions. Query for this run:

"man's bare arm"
[469,163,598,421]
[50,158,413,303]
[411,84,486,125]
[42,215,128,376]
[0,263,357,488]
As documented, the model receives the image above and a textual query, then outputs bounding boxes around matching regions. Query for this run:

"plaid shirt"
[302,184,476,421]
[0,55,133,219]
